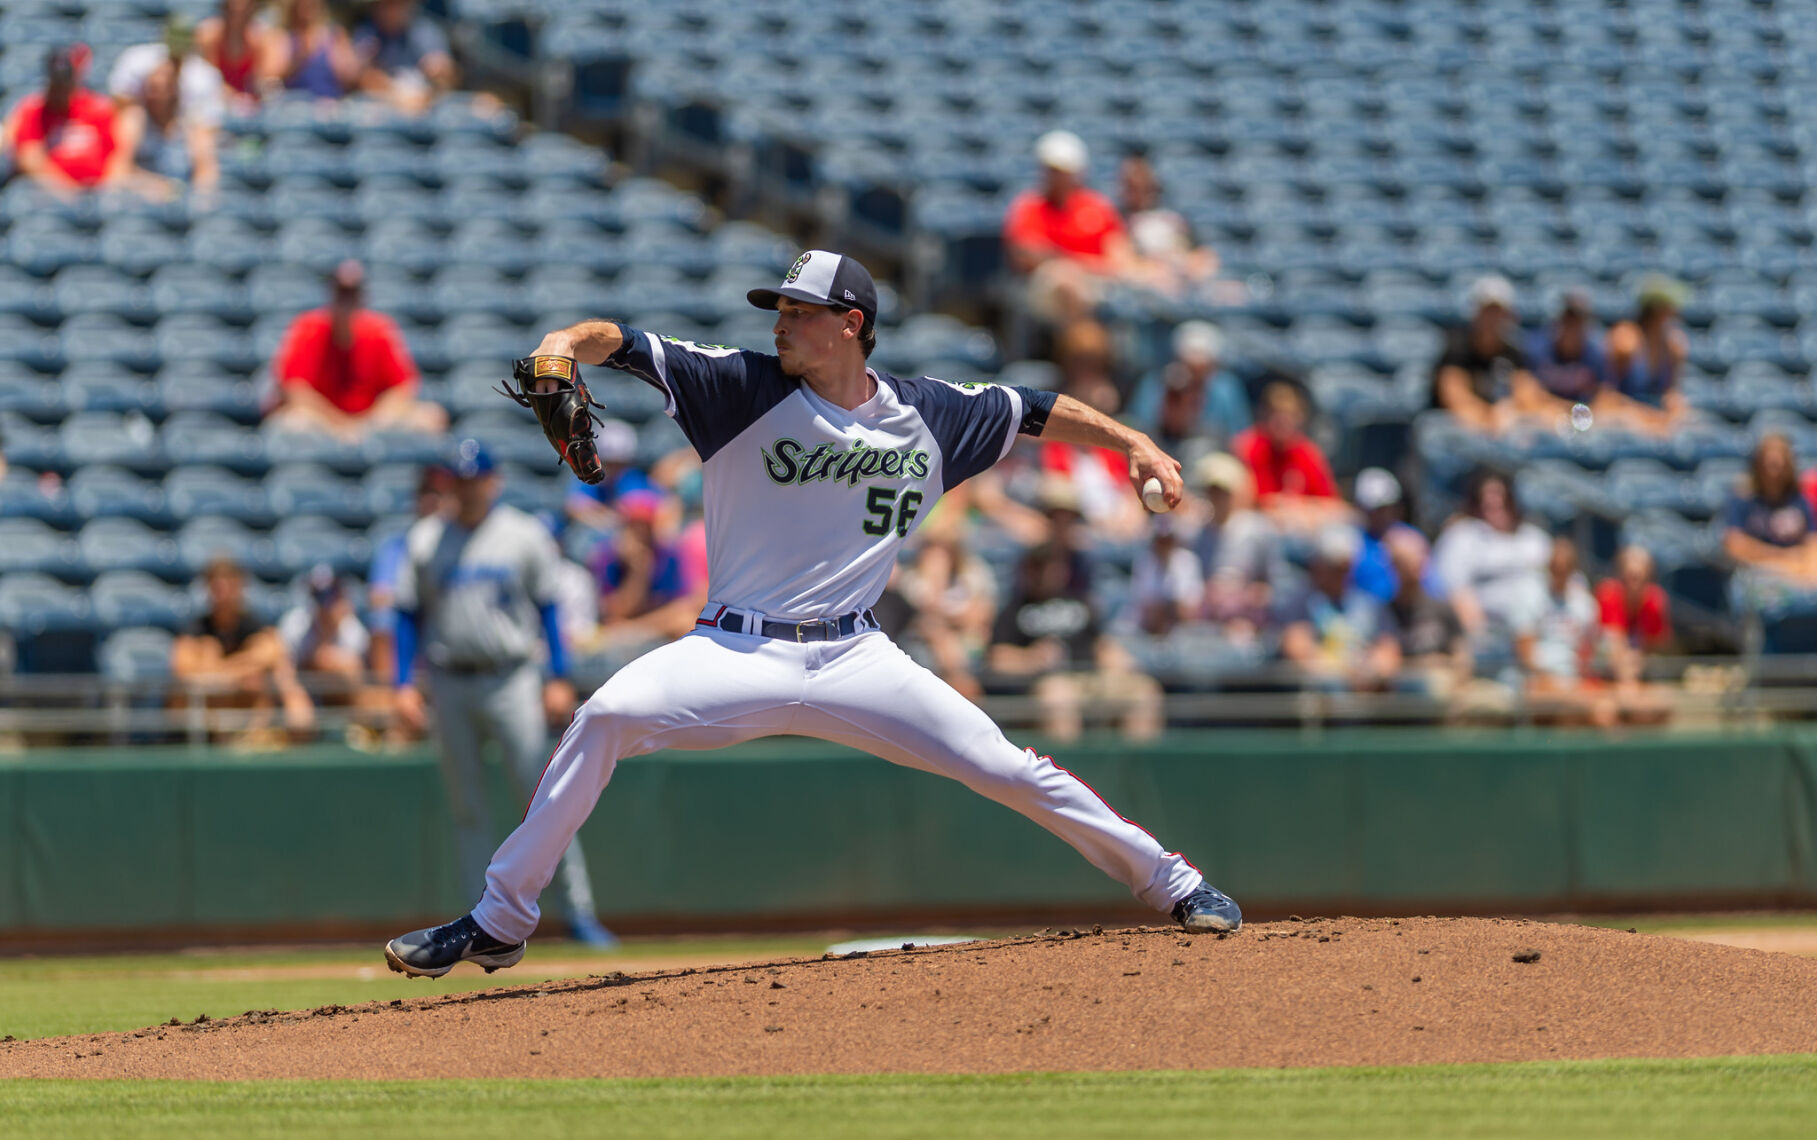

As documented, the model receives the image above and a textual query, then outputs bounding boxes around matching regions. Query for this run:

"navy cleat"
[384,914,526,979]
[1172,883,1243,934]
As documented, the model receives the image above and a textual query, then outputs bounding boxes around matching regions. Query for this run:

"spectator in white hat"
[1431,275,1552,433]
[1002,129,1143,324]
[1278,525,1401,691]
[1348,467,1429,603]
[1124,320,1252,454]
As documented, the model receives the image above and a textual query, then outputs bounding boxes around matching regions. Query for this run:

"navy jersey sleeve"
[604,325,795,461]
[889,375,1054,492]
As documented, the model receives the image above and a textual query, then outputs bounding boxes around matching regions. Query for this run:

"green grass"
[0,936,831,1042]
[2,1057,1814,1139]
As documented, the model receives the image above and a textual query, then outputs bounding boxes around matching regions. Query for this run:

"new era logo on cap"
[748,249,878,323]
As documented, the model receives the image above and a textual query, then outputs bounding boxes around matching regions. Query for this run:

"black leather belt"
[697,606,874,642]
[434,659,527,676]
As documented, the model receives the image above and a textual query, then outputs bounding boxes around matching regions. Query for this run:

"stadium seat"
[164,466,275,526]
[78,517,185,579]
[98,626,177,683]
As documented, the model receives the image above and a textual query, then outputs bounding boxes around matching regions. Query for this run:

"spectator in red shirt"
[268,260,448,439]
[1595,544,1672,654]
[1002,130,1142,324]
[1229,382,1349,532]
[9,46,129,196]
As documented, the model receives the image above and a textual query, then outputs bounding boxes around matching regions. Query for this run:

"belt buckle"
[796,618,836,642]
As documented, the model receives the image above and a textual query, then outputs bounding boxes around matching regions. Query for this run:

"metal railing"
[0,654,1798,749]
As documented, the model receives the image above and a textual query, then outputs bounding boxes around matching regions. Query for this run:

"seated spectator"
[898,511,999,700]
[268,0,361,99]
[1124,320,1251,454]
[1722,432,1817,585]
[1193,452,1281,639]
[171,556,314,743]
[1525,288,1608,410]
[1512,537,1612,726]
[1129,516,1203,637]
[1349,467,1427,603]
[267,260,449,439]
[1003,130,1141,325]
[1430,470,1552,667]
[1117,151,1221,297]
[1606,275,1690,430]
[111,36,222,197]
[563,418,654,534]
[1229,381,1349,532]
[1279,526,1400,691]
[279,563,370,701]
[1432,276,1554,433]
[9,46,127,196]
[196,0,272,109]
[987,541,1162,742]
[354,0,456,114]
[580,491,707,668]
[1596,544,1673,655]
[1381,530,1470,699]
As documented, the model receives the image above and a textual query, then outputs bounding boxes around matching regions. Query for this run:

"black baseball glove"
[496,355,608,484]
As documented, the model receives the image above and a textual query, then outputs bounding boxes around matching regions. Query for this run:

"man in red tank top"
[9,45,124,193]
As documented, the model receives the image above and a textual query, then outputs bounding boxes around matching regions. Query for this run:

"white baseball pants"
[471,625,1205,943]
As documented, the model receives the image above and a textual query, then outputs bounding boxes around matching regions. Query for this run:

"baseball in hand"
[1141,476,1171,513]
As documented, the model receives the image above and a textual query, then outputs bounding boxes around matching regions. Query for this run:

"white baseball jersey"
[605,327,1043,619]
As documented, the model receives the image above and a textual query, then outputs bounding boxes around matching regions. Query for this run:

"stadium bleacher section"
[6,0,1817,702]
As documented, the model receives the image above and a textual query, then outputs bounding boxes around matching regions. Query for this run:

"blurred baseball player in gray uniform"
[393,439,615,946]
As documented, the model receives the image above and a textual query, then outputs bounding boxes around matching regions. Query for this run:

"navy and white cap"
[747,250,878,323]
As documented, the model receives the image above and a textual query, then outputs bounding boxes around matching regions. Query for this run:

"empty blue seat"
[79,518,184,578]
[60,411,166,472]
[271,515,370,576]
[149,264,252,322]
[158,367,264,421]
[68,465,168,525]
[0,519,81,576]
[51,265,152,321]
[266,464,372,525]
[98,626,177,683]
[164,465,274,525]
[163,412,270,475]
[263,428,378,474]
[177,516,278,578]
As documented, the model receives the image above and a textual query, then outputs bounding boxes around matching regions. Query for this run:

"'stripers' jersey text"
[608,327,1052,621]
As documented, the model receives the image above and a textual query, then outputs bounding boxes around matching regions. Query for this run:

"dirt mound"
[5,917,1816,1079]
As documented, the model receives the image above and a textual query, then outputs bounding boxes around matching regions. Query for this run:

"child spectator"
[562,418,654,532]
[267,260,449,438]
[279,563,370,692]
[1595,545,1673,654]
[1514,537,1613,726]
[112,52,221,196]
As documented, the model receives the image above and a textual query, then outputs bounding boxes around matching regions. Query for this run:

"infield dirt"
[4,917,1815,1079]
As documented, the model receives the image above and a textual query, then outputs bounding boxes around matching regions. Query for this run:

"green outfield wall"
[3,729,1815,938]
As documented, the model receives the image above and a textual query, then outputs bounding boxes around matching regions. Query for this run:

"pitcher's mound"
[6,917,1816,1079]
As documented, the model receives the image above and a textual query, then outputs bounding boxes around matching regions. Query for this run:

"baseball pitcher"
[385,250,1239,977]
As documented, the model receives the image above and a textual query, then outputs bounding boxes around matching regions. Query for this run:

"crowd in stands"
[0,1,459,201]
